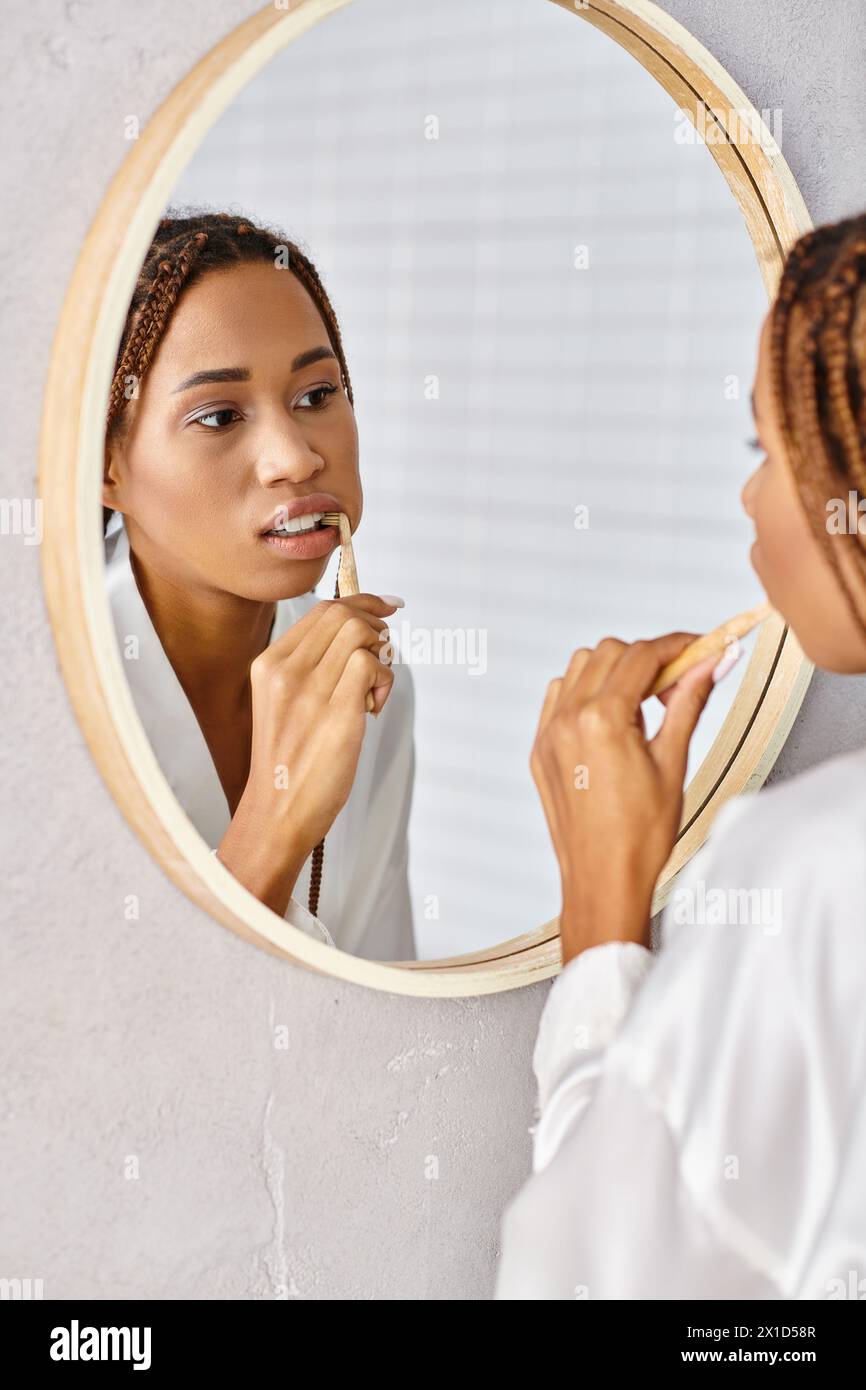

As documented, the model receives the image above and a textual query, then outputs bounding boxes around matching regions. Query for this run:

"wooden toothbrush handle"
[333,512,374,713]
[336,512,360,597]
[647,601,772,697]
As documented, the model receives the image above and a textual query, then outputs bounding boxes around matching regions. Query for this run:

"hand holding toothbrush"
[530,612,765,964]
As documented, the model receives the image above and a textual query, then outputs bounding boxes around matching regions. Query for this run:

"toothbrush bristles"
[321,512,342,526]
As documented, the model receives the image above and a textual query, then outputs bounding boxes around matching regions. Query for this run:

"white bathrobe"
[495,741,866,1300]
[103,514,417,961]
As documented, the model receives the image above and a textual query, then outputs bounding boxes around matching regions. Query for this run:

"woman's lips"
[260,525,339,559]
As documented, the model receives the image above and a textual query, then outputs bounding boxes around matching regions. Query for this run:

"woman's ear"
[103,436,124,514]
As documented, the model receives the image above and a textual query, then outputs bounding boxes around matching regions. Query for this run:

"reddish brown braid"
[768,212,866,639]
[104,210,354,920]
[306,565,342,918]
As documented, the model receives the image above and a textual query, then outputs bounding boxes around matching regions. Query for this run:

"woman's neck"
[128,545,275,716]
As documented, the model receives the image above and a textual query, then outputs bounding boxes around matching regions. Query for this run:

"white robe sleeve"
[495,783,866,1300]
[528,940,655,1176]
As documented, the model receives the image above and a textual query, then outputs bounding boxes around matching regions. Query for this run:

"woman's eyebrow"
[292,346,337,373]
[172,347,337,394]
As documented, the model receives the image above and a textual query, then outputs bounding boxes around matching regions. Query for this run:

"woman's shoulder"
[695,742,866,872]
[655,742,866,998]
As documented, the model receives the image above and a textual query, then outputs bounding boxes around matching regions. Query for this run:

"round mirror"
[40,0,812,991]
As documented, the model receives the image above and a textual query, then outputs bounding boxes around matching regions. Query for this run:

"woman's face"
[741,310,866,671]
[103,261,361,601]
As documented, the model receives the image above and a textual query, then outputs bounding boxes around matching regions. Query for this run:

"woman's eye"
[192,407,241,430]
[297,384,337,410]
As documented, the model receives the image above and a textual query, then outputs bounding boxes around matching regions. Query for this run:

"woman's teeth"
[265,511,325,536]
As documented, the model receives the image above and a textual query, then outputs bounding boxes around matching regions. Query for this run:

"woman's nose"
[741,468,757,520]
[254,422,325,486]
[257,453,325,486]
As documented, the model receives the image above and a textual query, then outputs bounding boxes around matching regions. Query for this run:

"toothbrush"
[321,511,360,596]
[648,600,773,698]
[321,511,376,713]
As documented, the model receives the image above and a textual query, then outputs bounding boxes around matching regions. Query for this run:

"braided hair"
[105,210,354,919]
[768,211,866,639]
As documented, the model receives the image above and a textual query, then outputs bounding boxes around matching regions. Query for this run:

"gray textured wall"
[2,0,865,1300]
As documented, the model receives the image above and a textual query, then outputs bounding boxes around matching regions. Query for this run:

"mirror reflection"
[102,0,767,961]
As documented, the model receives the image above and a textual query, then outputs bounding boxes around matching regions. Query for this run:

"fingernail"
[379,593,405,607]
[712,643,743,684]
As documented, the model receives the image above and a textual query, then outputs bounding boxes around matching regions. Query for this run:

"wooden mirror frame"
[38,0,814,996]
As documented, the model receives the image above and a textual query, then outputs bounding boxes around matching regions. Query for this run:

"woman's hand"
[216,593,399,916]
[530,632,734,964]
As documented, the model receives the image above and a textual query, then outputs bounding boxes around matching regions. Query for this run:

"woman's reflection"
[102,211,416,961]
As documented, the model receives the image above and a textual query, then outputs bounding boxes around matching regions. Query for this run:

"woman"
[496,213,866,1299]
[103,211,416,961]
